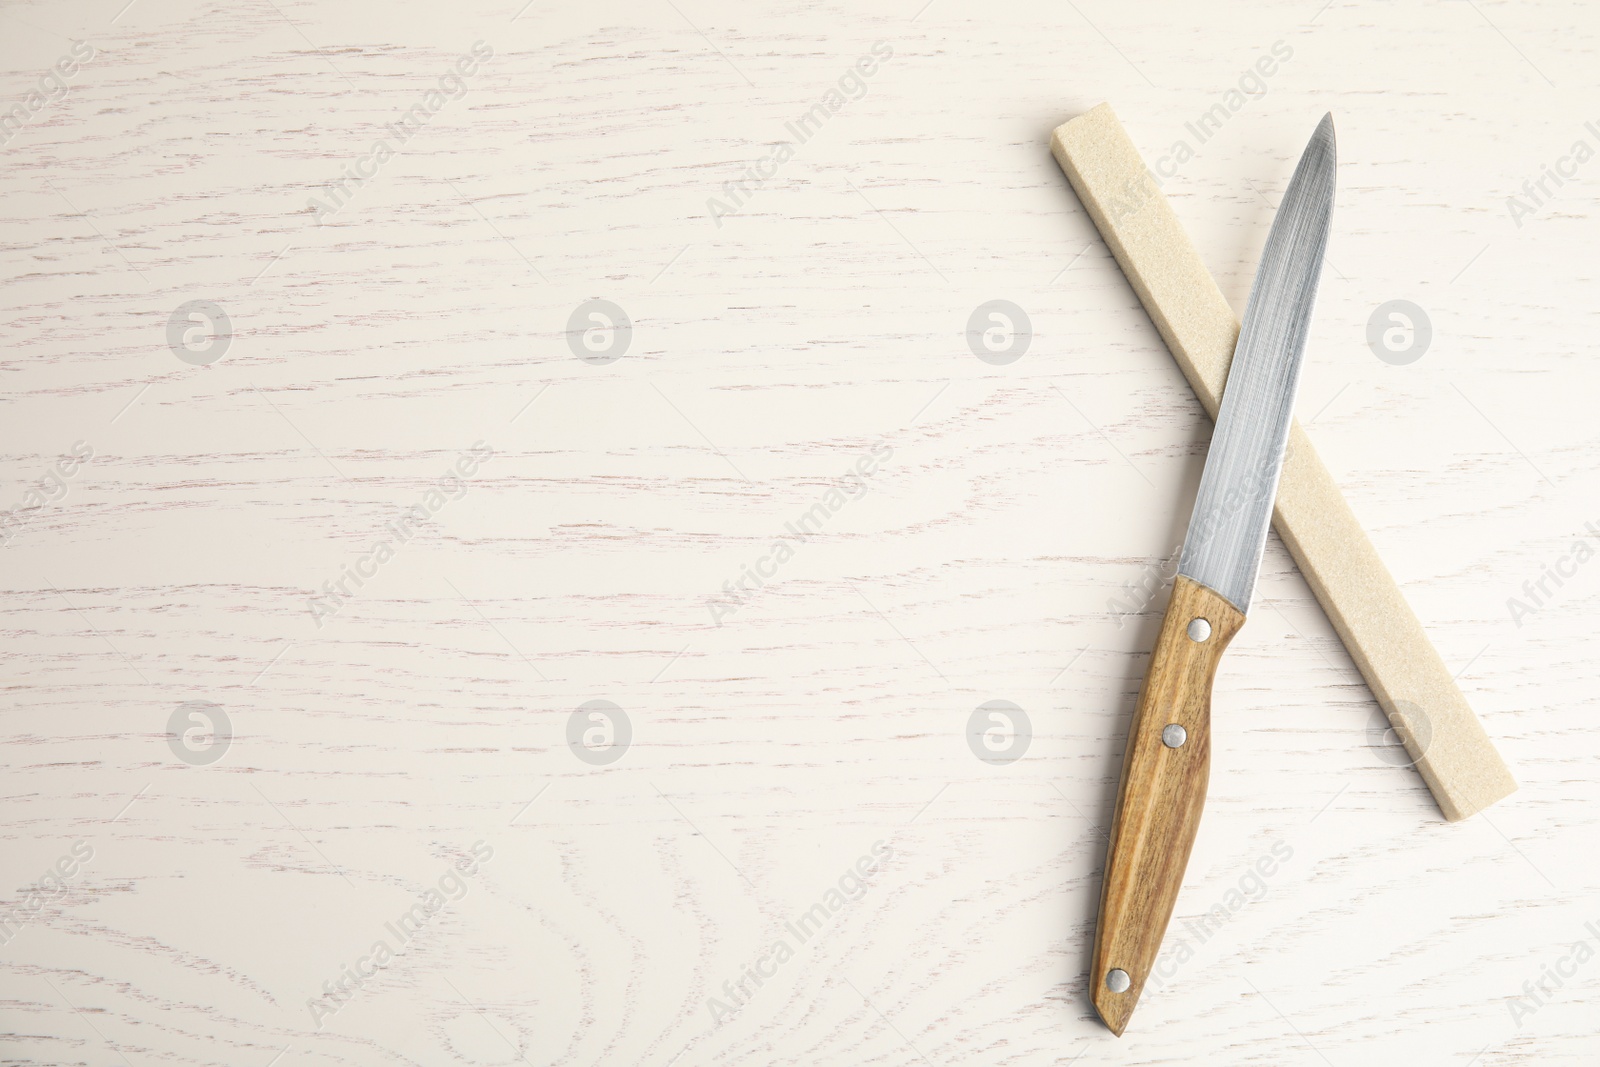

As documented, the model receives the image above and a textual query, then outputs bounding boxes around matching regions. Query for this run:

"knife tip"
[1306,112,1337,173]
[1316,111,1336,146]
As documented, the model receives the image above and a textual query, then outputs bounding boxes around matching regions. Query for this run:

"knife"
[1089,113,1336,1036]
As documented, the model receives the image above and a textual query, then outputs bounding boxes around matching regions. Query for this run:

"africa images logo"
[0,41,96,147]
[307,841,494,1028]
[705,41,894,227]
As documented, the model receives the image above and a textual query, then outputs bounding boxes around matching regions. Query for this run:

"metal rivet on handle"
[1162,723,1187,749]
[1187,617,1211,642]
[1105,968,1130,993]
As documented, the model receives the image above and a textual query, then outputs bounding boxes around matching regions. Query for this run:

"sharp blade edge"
[1177,114,1336,613]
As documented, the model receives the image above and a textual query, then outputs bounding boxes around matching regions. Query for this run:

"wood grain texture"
[0,1,1597,1065]
[1090,575,1245,1036]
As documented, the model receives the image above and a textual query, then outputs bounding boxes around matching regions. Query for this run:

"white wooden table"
[1,1,1595,1063]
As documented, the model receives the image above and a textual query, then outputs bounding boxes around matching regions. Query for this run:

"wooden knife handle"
[1090,574,1246,1035]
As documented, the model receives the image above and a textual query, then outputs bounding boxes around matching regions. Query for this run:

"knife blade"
[1089,113,1335,1036]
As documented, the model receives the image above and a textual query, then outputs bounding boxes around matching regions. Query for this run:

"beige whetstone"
[1051,102,1516,821]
